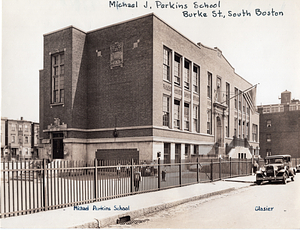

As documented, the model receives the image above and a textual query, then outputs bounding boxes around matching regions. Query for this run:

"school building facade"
[39,13,259,162]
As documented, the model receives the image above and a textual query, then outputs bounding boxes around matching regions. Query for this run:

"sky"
[1,0,300,122]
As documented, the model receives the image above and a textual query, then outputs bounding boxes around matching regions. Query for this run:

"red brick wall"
[259,110,300,158]
[40,27,87,139]
[86,15,154,130]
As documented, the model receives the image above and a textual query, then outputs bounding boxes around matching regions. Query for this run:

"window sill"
[50,103,64,108]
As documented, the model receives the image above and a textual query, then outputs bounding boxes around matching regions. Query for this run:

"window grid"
[207,72,212,99]
[193,66,198,93]
[174,100,181,129]
[163,48,171,81]
[52,53,65,104]
[174,55,181,85]
[175,144,181,163]
[163,96,170,127]
[164,143,171,164]
[193,105,199,132]
[184,61,190,89]
[184,103,189,131]
[234,88,238,109]
[252,124,258,142]
[207,109,211,134]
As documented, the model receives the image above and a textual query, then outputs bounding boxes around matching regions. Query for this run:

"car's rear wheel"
[291,176,294,181]
[256,180,262,185]
[282,173,287,184]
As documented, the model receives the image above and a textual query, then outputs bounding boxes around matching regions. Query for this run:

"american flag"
[243,85,257,114]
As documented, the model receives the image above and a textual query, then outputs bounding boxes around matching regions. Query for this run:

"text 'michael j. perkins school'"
[39,13,260,163]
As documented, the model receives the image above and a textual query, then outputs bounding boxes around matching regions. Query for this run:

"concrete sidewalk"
[0,175,256,229]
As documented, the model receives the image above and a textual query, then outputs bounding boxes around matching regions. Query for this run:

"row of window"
[10,124,30,132]
[163,47,254,139]
[163,93,255,139]
[163,96,199,132]
[163,143,200,164]
[11,135,31,144]
[163,47,200,93]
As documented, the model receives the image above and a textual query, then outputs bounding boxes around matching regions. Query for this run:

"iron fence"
[0,157,260,218]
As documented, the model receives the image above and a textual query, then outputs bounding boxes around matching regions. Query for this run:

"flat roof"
[265,155,291,159]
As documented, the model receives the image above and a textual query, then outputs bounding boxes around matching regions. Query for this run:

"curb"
[73,185,253,228]
[223,180,256,183]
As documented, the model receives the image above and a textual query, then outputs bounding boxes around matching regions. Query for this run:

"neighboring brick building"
[1,117,39,160]
[258,90,300,159]
[39,13,259,162]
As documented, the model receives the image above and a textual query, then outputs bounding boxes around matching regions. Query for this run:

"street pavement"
[0,175,256,229]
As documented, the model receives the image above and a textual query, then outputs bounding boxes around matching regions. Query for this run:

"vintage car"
[256,155,295,185]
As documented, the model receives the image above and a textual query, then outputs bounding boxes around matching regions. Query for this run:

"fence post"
[230,157,232,178]
[197,158,199,183]
[210,159,213,181]
[43,159,48,211]
[158,158,161,190]
[130,158,134,193]
[179,160,182,187]
[94,158,98,201]
[238,158,240,176]
[219,157,221,180]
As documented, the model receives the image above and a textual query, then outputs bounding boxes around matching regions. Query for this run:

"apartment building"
[39,13,259,162]
[1,117,39,160]
[258,90,300,158]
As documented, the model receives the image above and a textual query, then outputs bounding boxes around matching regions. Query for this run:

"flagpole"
[220,83,258,105]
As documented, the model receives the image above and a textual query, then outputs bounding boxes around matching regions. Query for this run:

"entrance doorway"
[216,116,223,146]
[52,133,64,159]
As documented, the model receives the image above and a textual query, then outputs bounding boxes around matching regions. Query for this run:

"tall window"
[185,144,190,157]
[266,149,271,156]
[184,61,190,89]
[234,118,237,136]
[239,90,242,111]
[11,124,16,131]
[239,119,242,138]
[164,143,171,164]
[252,124,258,142]
[163,95,170,127]
[207,109,212,134]
[207,72,212,99]
[52,53,65,104]
[174,55,181,85]
[266,134,271,142]
[216,77,221,102]
[174,100,181,129]
[175,143,181,163]
[267,119,271,127]
[193,66,199,93]
[225,115,229,137]
[184,103,189,131]
[193,105,199,132]
[11,135,15,143]
[18,124,22,131]
[234,88,238,109]
[247,105,250,115]
[163,47,171,81]
[226,82,230,105]
[193,145,199,155]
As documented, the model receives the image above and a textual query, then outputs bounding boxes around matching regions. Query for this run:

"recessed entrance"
[52,133,64,159]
